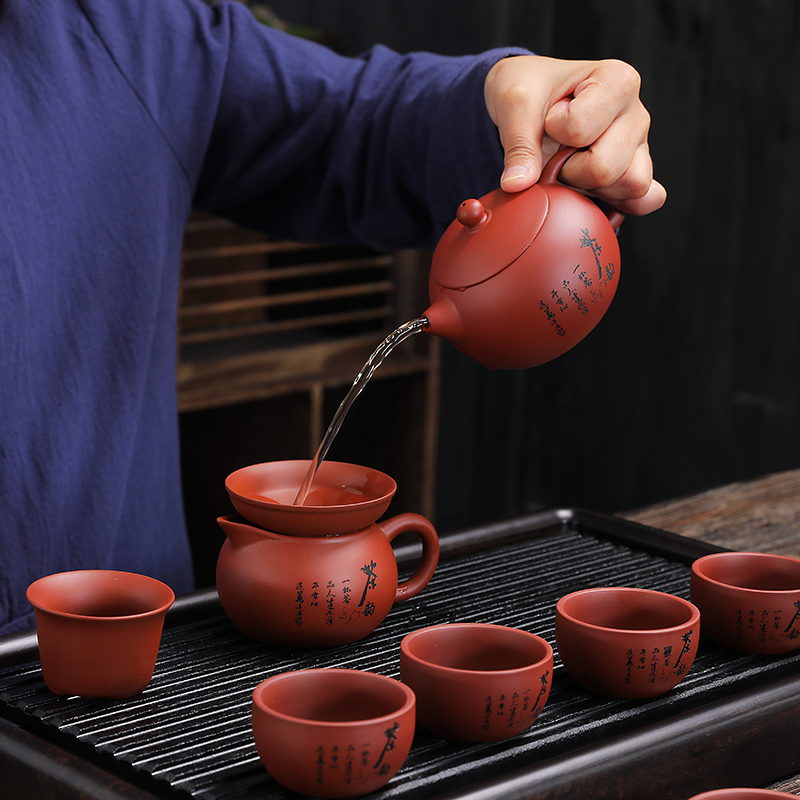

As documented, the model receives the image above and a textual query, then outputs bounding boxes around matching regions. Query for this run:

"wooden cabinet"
[176,213,440,586]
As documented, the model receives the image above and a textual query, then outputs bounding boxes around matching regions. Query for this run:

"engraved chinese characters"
[293,560,379,629]
[400,623,553,742]
[555,587,701,699]
[479,670,550,734]
[309,723,401,789]
[691,551,800,654]
[252,669,415,798]
[423,146,623,370]
[542,227,618,339]
[622,629,695,688]
[216,461,439,647]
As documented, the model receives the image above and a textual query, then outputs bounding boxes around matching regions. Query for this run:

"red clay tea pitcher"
[217,460,439,647]
[423,147,624,369]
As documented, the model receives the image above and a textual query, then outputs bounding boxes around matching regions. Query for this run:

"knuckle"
[620,171,652,199]
[605,148,654,200]
[496,81,533,113]
[602,59,642,95]
[504,138,538,164]
[584,155,619,189]
[558,115,596,148]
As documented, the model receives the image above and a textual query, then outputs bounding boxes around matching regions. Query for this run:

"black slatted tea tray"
[2,509,800,800]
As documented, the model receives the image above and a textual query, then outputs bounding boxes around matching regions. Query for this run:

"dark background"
[223,2,800,532]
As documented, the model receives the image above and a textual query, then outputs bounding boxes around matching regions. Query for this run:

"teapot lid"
[430,185,549,290]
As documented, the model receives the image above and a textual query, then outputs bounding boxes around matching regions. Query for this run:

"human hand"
[484,55,666,215]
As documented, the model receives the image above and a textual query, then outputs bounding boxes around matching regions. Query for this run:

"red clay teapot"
[423,147,624,369]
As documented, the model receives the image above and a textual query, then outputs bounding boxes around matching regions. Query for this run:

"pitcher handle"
[539,146,625,230]
[378,513,440,602]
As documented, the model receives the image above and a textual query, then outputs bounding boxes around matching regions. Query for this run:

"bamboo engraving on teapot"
[294,561,380,628]
[539,226,618,340]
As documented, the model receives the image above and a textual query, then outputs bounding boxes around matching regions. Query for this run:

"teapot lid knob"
[456,198,489,230]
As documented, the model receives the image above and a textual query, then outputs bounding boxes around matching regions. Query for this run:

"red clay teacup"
[251,669,415,798]
[26,570,174,698]
[688,790,798,799]
[691,551,800,654]
[400,623,553,742]
[555,587,700,699]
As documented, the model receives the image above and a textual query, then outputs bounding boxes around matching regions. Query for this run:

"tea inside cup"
[225,460,396,535]
[251,668,415,798]
[555,587,700,699]
[691,551,800,654]
[400,622,553,742]
[26,570,174,698]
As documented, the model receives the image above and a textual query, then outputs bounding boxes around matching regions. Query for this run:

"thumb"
[500,137,541,192]
[484,59,550,192]
[494,109,544,192]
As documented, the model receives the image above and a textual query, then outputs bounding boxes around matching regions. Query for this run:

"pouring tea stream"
[293,318,425,505]
[293,146,624,503]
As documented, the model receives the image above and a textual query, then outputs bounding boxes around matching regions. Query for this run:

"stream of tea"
[293,318,426,505]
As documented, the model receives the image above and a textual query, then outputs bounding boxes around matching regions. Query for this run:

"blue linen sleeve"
[80,0,528,250]
[194,17,528,250]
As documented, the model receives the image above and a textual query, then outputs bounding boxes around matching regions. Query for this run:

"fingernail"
[501,165,530,188]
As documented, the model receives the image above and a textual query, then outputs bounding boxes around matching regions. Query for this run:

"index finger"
[544,59,644,147]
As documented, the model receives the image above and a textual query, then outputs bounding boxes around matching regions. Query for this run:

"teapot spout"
[216,515,272,547]
[421,293,463,345]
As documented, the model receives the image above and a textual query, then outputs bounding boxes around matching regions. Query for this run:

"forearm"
[195,17,528,249]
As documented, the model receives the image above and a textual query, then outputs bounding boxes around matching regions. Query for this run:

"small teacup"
[399,623,553,742]
[691,551,800,654]
[555,587,700,699]
[251,669,415,798]
[26,570,174,698]
[688,790,798,799]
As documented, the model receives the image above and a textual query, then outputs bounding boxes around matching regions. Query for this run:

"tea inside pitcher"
[293,318,425,505]
[262,485,370,507]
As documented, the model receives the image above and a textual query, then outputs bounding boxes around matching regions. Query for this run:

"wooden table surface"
[622,468,800,796]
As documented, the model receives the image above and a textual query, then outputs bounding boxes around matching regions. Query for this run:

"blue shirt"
[0,0,517,634]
